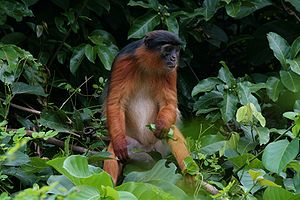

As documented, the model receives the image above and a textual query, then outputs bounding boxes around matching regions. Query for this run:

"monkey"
[103,30,191,185]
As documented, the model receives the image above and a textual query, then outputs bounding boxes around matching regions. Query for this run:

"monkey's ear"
[144,34,152,48]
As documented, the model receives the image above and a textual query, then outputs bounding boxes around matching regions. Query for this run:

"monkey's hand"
[111,136,129,162]
[154,119,171,139]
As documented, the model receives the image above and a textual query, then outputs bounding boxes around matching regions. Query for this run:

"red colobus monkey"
[103,30,190,184]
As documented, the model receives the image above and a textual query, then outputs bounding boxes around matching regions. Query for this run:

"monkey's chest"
[125,90,159,146]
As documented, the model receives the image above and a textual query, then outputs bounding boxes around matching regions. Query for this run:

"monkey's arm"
[154,86,178,138]
[106,57,133,161]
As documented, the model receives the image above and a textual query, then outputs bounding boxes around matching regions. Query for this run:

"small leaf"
[218,65,235,87]
[128,13,160,39]
[183,156,200,176]
[198,0,221,21]
[165,16,179,35]
[84,44,96,63]
[225,2,241,17]
[248,169,263,181]
[290,35,300,58]
[70,45,85,74]
[255,127,270,145]
[96,44,118,71]
[220,91,238,123]
[267,32,290,69]
[266,76,284,102]
[236,104,253,125]
[280,70,300,92]
[191,77,223,96]
[287,58,300,75]
[283,111,298,120]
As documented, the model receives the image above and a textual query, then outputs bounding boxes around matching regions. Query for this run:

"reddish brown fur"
[104,37,190,185]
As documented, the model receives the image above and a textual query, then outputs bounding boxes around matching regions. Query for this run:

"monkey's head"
[144,30,182,70]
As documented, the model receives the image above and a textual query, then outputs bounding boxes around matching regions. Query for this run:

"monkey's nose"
[170,55,176,61]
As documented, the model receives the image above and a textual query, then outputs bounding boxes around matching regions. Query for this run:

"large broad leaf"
[47,156,113,190]
[47,175,74,196]
[290,35,300,58]
[285,0,300,12]
[220,91,238,123]
[123,159,181,184]
[267,32,290,69]
[287,58,300,75]
[65,185,100,200]
[262,139,299,173]
[280,70,300,92]
[70,45,85,75]
[191,77,223,96]
[266,76,284,102]
[11,82,47,97]
[117,182,178,200]
[263,187,296,200]
[128,12,160,39]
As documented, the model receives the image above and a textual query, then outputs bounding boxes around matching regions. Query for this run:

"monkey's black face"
[160,44,180,70]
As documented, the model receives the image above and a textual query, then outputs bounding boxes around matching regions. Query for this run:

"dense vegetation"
[0,0,300,199]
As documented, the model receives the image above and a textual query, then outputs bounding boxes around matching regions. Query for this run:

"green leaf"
[283,111,298,120]
[118,191,138,200]
[237,82,260,110]
[262,139,299,173]
[66,186,100,200]
[128,0,159,10]
[236,104,253,125]
[294,100,300,113]
[255,127,270,145]
[200,134,225,155]
[257,178,281,187]
[123,159,181,184]
[266,76,284,102]
[220,91,238,123]
[280,70,300,92]
[117,182,179,200]
[267,32,290,69]
[198,0,221,21]
[263,187,295,200]
[1,32,26,45]
[290,35,300,58]
[96,44,118,71]
[285,0,300,12]
[165,16,179,35]
[193,91,223,113]
[38,109,72,133]
[63,155,92,178]
[84,44,96,63]
[70,45,85,75]
[237,169,263,193]
[218,65,235,87]
[225,2,241,18]
[183,156,199,175]
[128,13,160,39]
[287,58,300,75]
[191,77,223,96]
[11,82,47,97]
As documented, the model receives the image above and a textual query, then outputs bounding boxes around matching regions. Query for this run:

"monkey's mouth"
[166,62,177,69]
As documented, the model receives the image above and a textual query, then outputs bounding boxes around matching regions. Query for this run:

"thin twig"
[281,0,300,23]
[60,76,93,109]
[10,102,41,115]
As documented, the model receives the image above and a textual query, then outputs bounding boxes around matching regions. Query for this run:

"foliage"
[0,0,300,199]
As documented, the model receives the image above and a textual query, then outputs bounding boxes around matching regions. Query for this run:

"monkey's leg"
[103,142,122,185]
[167,127,219,195]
